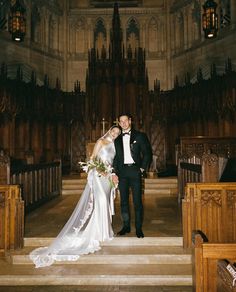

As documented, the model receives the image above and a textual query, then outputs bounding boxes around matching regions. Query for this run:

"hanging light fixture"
[202,0,218,39]
[8,0,26,42]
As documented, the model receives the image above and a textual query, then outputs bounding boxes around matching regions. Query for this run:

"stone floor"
[0,181,190,292]
[24,192,183,238]
[0,286,192,292]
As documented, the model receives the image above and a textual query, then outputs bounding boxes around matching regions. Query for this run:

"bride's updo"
[102,125,121,141]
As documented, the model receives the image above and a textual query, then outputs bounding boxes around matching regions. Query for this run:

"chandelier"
[8,0,26,42]
[202,0,218,39]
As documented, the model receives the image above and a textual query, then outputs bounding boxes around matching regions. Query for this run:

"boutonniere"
[130,140,137,150]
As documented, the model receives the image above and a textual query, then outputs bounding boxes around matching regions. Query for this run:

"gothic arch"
[148,17,158,53]
[69,17,87,55]
[94,18,107,57]
[175,12,184,50]
[75,17,86,54]
[191,0,201,42]
[147,16,165,54]
[126,17,140,54]
[31,5,41,43]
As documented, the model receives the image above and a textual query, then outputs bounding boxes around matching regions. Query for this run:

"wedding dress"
[30,141,116,268]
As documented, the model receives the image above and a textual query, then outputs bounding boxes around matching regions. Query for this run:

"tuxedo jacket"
[113,128,152,175]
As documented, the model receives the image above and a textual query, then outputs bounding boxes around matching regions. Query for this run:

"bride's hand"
[111,174,119,185]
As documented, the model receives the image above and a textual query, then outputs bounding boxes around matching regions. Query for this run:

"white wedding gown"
[30,142,116,268]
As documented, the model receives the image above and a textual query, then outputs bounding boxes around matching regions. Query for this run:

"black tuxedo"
[113,128,152,232]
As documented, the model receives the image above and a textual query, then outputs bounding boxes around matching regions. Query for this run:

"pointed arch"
[94,18,107,57]
[69,16,87,54]
[49,14,58,50]
[175,12,184,50]
[126,17,140,54]
[147,16,165,54]
[191,0,201,42]
[75,17,86,53]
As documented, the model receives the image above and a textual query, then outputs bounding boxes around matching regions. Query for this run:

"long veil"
[30,127,118,268]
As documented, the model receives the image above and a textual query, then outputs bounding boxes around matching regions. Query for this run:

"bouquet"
[78,157,118,188]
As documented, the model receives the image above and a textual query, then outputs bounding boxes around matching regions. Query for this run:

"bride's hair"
[101,125,121,140]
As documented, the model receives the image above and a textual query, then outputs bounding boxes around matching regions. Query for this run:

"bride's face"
[109,128,121,140]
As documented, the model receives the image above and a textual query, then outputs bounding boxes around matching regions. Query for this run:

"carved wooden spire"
[110,2,123,62]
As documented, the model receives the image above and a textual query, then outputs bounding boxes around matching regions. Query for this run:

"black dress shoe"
[117,227,131,236]
[136,230,144,238]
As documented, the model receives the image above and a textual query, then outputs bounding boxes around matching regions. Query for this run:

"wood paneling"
[183,183,236,248]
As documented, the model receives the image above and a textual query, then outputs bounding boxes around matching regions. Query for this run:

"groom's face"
[119,115,132,131]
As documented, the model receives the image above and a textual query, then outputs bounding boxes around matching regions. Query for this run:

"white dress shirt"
[122,132,135,164]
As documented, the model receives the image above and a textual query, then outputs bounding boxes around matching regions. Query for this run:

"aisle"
[0,176,192,292]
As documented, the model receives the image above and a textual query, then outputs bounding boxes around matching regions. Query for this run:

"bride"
[30,125,121,268]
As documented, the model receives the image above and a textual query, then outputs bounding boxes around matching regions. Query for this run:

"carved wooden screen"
[70,121,86,172]
[150,121,166,171]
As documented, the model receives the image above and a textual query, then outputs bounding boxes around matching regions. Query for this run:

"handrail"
[11,161,60,175]
[180,162,201,173]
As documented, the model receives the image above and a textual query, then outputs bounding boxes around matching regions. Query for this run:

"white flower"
[78,157,117,189]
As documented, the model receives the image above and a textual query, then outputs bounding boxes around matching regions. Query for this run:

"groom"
[113,113,152,238]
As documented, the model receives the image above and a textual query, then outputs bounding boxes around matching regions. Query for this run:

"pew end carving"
[0,185,24,255]
[192,231,236,292]
[182,182,236,249]
[0,149,10,184]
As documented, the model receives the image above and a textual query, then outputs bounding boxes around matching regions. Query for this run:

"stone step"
[0,267,192,286]
[144,189,178,196]
[62,190,83,195]
[144,183,177,189]
[62,179,87,185]
[24,237,183,247]
[146,178,177,183]
[62,177,178,197]
[62,184,85,190]
[11,245,191,265]
[62,189,178,196]
[12,253,191,266]
[62,177,178,184]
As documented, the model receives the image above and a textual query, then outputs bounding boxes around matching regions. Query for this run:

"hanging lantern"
[202,0,218,39]
[8,0,26,42]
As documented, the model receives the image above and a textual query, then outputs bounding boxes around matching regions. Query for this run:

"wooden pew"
[0,149,62,213]
[217,260,236,292]
[0,185,24,255]
[177,136,236,201]
[182,182,236,248]
[192,231,236,292]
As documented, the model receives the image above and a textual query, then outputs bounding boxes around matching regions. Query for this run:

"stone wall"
[0,0,236,91]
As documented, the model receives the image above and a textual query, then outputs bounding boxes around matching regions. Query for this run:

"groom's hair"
[118,113,132,120]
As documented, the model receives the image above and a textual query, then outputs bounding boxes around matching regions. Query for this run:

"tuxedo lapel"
[130,129,136,144]
[117,135,124,161]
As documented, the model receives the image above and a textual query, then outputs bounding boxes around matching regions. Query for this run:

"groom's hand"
[140,168,147,178]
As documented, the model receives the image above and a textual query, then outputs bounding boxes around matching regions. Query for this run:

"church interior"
[0,0,236,291]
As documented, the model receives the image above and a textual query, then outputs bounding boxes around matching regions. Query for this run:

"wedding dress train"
[30,142,116,268]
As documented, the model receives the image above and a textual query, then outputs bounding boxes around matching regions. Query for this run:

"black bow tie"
[122,131,131,136]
